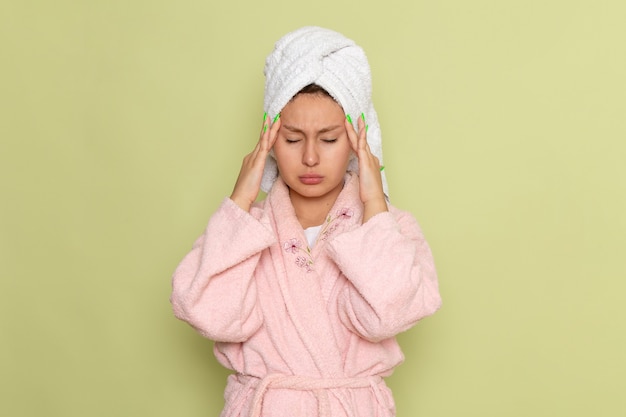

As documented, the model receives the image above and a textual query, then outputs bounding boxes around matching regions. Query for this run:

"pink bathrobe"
[171,173,441,417]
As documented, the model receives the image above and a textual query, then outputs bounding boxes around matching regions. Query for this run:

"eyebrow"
[282,124,343,135]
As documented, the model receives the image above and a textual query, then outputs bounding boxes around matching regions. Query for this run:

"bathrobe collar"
[265,172,363,376]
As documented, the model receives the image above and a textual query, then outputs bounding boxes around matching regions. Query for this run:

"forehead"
[281,94,344,121]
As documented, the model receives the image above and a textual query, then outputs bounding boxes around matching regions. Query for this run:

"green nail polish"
[346,114,352,124]
[264,124,268,132]
[273,113,280,123]
[366,124,369,132]
[379,165,385,171]
[263,112,267,121]
[361,113,365,122]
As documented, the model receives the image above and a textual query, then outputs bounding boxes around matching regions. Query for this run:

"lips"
[299,174,323,185]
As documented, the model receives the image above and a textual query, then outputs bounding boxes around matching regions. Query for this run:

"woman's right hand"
[230,113,281,212]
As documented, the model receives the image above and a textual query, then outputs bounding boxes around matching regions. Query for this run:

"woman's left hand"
[345,114,388,223]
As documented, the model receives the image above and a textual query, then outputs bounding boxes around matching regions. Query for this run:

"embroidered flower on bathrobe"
[295,255,314,273]
[283,207,354,272]
[283,238,302,254]
[283,238,314,273]
[337,207,354,219]
[320,207,353,242]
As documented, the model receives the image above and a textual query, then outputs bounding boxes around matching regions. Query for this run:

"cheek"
[272,140,286,160]
[272,143,294,171]
[335,143,353,166]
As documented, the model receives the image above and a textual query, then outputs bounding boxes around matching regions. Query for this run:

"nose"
[302,140,319,167]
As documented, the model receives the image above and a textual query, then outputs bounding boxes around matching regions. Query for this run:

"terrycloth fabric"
[261,26,389,197]
[171,173,441,417]
[244,374,388,417]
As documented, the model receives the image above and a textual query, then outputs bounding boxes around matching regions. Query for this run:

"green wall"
[2,1,624,416]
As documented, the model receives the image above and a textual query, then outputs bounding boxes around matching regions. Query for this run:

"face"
[273,93,352,204]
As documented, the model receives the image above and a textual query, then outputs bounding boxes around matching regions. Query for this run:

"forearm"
[171,198,276,341]
[328,209,441,341]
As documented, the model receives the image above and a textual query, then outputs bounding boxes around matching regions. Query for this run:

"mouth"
[298,174,323,185]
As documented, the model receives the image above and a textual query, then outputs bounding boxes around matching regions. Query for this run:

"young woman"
[171,27,441,417]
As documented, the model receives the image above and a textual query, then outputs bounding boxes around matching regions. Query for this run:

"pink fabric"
[171,173,441,416]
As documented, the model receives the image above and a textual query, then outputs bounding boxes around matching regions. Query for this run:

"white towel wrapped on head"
[261,26,389,198]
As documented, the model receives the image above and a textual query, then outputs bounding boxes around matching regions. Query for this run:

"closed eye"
[286,138,301,143]
[322,138,337,143]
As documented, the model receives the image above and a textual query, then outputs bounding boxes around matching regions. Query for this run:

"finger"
[258,113,279,154]
[344,116,359,153]
[255,112,275,155]
[357,113,370,152]
[248,112,268,159]
[259,112,270,137]
[267,114,282,150]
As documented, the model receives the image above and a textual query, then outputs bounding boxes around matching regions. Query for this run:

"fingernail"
[361,113,365,122]
[263,112,267,121]
[264,124,268,132]
[273,113,280,123]
[346,114,352,124]
[379,165,385,171]
[366,124,369,133]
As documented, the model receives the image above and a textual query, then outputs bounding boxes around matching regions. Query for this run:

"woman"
[171,26,441,417]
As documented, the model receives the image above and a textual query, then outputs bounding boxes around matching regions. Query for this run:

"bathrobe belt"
[241,374,387,417]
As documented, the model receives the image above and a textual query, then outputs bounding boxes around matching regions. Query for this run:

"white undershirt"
[303,224,323,248]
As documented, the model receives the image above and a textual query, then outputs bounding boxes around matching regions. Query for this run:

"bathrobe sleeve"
[326,208,441,342]
[170,198,276,343]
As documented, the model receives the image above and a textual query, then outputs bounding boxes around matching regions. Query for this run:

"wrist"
[229,193,253,212]
[362,197,388,223]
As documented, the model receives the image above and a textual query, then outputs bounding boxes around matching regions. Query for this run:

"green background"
[2,1,624,416]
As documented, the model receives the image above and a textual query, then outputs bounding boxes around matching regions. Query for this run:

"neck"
[289,187,343,229]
